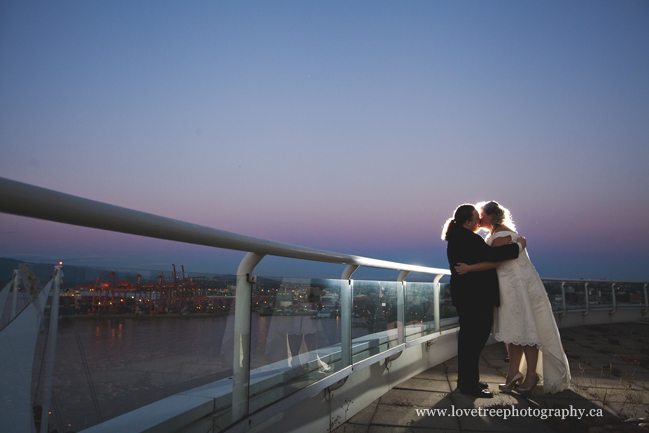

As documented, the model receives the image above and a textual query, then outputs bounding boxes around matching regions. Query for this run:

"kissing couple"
[442,201,570,398]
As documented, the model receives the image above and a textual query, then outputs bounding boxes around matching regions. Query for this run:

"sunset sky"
[1,1,648,281]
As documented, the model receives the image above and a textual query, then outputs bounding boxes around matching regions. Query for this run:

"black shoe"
[457,381,488,390]
[460,387,494,398]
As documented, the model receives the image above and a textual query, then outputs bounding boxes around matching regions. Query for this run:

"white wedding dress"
[488,230,571,393]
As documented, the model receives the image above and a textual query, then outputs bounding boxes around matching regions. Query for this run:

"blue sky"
[1,1,648,281]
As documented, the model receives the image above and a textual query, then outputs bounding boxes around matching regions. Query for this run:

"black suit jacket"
[446,227,520,308]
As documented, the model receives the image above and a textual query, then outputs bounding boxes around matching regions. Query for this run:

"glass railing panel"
[247,276,343,414]
[562,281,587,309]
[0,262,57,330]
[404,282,435,342]
[543,281,565,311]
[615,283,646,307]
[350,280,400,363]
[25,264,236,432]
[439,283,458,330]
[587,282,614,309]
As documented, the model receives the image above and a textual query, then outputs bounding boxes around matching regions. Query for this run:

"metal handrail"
[0,177,449,276]
[542,278,646,284]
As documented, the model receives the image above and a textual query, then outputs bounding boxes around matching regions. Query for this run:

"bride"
[455,201,570,395]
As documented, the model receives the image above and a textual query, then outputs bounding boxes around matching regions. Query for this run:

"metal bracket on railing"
[341,265,359,281]
[397,271,409,283]
[425,338,439,352]
[324,377,349,402]
[384,351,403,370]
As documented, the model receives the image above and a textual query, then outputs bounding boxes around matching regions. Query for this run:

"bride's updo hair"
[477,201,516,232]
[441,204,476,241]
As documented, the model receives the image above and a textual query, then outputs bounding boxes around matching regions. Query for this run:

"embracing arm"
[477,235,525,262]
[455,261,499,275]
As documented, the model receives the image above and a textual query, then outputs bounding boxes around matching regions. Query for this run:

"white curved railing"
[0,177,447,276]
[0,177,451,432]
[1,177,647,433]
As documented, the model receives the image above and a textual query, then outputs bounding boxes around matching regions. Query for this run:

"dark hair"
[441,204,476,241]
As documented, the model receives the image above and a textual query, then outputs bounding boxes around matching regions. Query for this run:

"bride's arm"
[455,261,499,274]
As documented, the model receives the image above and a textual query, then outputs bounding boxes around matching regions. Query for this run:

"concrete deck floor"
[335,321,649,433]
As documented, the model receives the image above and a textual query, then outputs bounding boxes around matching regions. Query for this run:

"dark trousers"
[456,303,494,388]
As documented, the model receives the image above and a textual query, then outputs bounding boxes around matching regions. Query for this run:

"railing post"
[396,271,409,345]
[340,265,358,368]
[433,274,444,332]
[10,269,20,320]
[583,282,590,315]
[232,252,265,422]
[644,283,648,312]
[557,281,568,318]
[39,265,62,433]
[611,282,617,309]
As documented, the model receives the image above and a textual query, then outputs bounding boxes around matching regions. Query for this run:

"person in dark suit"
[441,204,526,398]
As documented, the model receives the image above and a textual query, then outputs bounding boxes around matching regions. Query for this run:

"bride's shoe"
[515,375,539,396]
[498,372,524,392]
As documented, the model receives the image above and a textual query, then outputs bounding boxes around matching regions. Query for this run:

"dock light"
[59,261,63,266]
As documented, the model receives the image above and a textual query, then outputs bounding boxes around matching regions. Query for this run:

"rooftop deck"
[2,179,648,433]
[337,321,649,433]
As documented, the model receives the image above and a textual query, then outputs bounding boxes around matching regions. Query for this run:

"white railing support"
[39,266,62,433]
[232,253,265,422]
[340,265,358,369]
[583,282,590,316]
[396,271,409,346]
[10,269,20,320]
[433,283,440,333]
[558,282,567,318]
[341,280,352,369]
[396,281,405,346]
[433,273,444,332]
